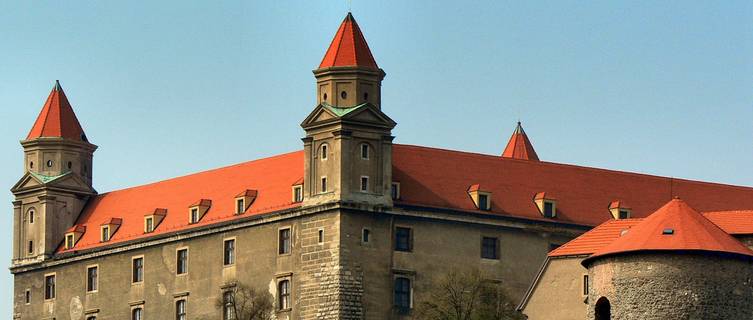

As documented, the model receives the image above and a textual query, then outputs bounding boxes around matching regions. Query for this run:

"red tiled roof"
[318,13,378,69]
[703,210,753,235]
[585,199,753,262]
[549,219,643,257]
[501,122,539,161]
[101,218,122,226]
[66,225,87,234]
[59,145,753,254]
[392,144,753,226]
[27,81,88,142]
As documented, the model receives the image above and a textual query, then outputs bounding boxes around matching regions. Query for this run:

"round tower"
[582,199,753,319]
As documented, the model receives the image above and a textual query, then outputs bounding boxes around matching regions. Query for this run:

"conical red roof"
[585,198,753,263]
[319,12,378,69]
[26,80,88,142]
[501,122,539,161]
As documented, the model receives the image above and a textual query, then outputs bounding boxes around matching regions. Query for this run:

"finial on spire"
[54,80,61,92]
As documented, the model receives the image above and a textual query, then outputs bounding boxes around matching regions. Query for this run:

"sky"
[1,0,752,316]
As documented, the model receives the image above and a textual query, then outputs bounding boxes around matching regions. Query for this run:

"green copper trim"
[30,171,69,184]
[323,102,368,117]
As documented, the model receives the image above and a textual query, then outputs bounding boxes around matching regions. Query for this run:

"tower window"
[223,291,235,320]
[44,274,56,300]
[321,144,328,160]
[28,209,34,224]
[279,228,291,254]
[360,176,369,192]
[340,91,347,99]
[323,93,328,101]
[361,143,369,159]
[364,92,369,101]
[29,161,34,169]
[321,177,327,193]
[25,290,30,304]
[46,160,53,167]
[67,161,72,169]
[87,266,98,292]
[278,279,291,310]
[28,241,33,254]
[583,274,589,296]
[177,248,188,275]
[318,229,324,243]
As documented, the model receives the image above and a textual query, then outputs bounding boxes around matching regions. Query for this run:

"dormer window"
[293,185,303,203]
[65,234,74,249]
[468,184,491,211]
[391,182,401,200]
[534,192,557,218]
[609,201,632,220]
[100,218,122,242]
[144,208,167,233]
[64,225,86,249]
[188,199,211,224]
[361,143,369,160]
[321,144,328,160]
[234,190,258,214]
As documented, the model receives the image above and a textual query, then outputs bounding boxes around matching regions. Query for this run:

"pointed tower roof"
[26,80,88,142]
[584,198,753,264]
[501,122,539,161]
[319,12,379,69]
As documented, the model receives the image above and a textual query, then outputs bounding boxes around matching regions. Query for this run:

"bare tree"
[215,284,274,320]
[415,269,527,320]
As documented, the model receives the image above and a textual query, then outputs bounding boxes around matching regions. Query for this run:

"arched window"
[278,280,290,310]
[595,297,611,320]
[320,144,328,160]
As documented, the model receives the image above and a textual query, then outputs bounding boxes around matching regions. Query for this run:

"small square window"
[360,176,369,192]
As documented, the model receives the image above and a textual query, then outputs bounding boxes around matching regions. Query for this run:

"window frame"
[145,216,154,233]
[582,274,589,296]
[391,182,401,200]
[66,234,75,249]
[278,279,291,311]
[543,200,556,218]
[175,299,187,320]
[44,273,56,300]
[223,291,236,320]
[28,208,35,224]
[25,289,31,304]
[223,238,236,266]
[320,143,328,161]
[481,236,500,260]
[101,225,110,242]
[131,307,143,320]
[360,143,369,160]
[236,198,245,214]
[86,265,99,293]
[27,240,33,255]
[292,185,303,203]
[176,247,189,275]
[360,176,369,192]
[279,227,292,255]
[394,226,413,252]
[320,176,327,193]
[132,256,145,284]
[393,276,412,311]
[362,228,371,244]
[190,207,199,224]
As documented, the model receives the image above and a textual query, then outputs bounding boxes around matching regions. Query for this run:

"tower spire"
[318,12,378,69]
[501,121,539,161]
[26,80,88,142]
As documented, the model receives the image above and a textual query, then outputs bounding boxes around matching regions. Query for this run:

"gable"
[11,171,95,195]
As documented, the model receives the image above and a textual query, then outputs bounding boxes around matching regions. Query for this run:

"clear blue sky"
[1,1,752,316]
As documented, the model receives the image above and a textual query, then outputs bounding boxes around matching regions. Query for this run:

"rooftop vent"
[662,228,674,235]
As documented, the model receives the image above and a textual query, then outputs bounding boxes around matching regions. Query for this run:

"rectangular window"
[236,198,245,214]
[391,182,400,200]
[293,186,303,202]
[481,237,499,259]
[224,239,236,266]
[132,307,143,320]
[101,226,110,242]
[177,249,188,275]
[132,257,144,283]
[278,280,291,310]
[223,291,235,320]
[394,227,412,252]
[544,201,555,218]
[66,234,74,249]
[360,176,369,192]
[175,299,186,320]
[279,228,291,254]
[25,289,30,304]
[394,277,411,310]
[583,275,589,295]
[28,240,33,254]
[44,274,55,300]
[318,229,324,243]
[478,194,489,210]
[87,266,98,292]
[361,144,369,159]
[321,177,327,193]
[145,217,154,233]
[190,208,199,224]
[362,229,371,243]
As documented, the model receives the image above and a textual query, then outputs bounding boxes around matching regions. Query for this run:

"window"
[29,161,34,169]
[478,194,489,210]
[321,177,327,193]
[132,257,144,283]
[481,237,499,259]
[293,185,303,202]
[132,308,143,320]
[279,228,291,254]
[66,234,75,249]
[101,226,110,242]
[394,277,411,310]
[224,239,236,266]
[361,143,369,159]
[618,209,630,219]
[46,160,53,167]
[583,275,589,296]
[340,91,347,99]
[44,274,55,300]
[28,241,33,255]
[362,229,371,243]
[175,299,186,320]
[360,176,369,192]
[28,209,34,224]
[543,201,555,218]
[236,198,245,214]
[177,249,188,275]
[278,280,290,310]
[395,227,412,252]
[318,229,324,243]
[391,183,400,200]
[145,217,154,233]
[321,144,328,160]
[25,290,30,304]
[190,208,199,224]
[87,266,98,292]
[223,291,235,320]
[87,317,97,320]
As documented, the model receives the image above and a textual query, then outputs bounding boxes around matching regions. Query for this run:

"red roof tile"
[549,219,643,257]
[235,189,258,198]
[585,199,753,262]
[27,81,88,142]
[59,145,753,253]
[501,122,539,161]
[66,225,87,234]
[318,13,378,69]
[704,210,753,235]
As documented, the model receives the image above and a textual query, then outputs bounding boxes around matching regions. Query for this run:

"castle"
[10,13,753,320]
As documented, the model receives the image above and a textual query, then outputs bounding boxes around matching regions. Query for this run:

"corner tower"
[302,13,396,207]
[11,81,97,266]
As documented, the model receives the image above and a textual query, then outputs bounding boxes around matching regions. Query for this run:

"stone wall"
[587,252,753,320]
